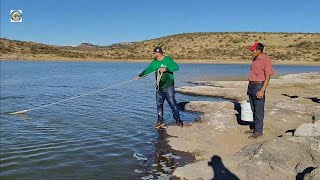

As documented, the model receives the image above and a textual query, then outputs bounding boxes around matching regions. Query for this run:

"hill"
[1,32,320,62]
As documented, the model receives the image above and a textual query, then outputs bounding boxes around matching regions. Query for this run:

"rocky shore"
[168,72,320,180]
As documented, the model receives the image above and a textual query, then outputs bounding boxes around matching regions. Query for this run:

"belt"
[249,81,263,85]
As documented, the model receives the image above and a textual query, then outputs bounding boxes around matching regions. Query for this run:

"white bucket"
[241,101,253,122]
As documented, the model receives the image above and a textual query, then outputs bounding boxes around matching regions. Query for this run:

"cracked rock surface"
[167,73,319,180]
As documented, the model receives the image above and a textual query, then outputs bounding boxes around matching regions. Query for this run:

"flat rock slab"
[168,73,320,179]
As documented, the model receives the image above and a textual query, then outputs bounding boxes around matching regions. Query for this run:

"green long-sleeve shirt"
[138,56,179,90]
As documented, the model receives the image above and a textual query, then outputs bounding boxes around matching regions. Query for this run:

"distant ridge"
[78,43,99,48]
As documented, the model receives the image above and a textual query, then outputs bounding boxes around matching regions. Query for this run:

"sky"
[1,0,319,46]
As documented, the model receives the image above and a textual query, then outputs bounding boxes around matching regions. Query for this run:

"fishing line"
[8,70,158,115]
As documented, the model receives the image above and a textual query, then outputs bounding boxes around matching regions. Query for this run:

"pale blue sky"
[1,0,319,46]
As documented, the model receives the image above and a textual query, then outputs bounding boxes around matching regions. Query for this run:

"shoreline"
[1,58,320,66]
[165,72,320,179]
[140,129,196,179]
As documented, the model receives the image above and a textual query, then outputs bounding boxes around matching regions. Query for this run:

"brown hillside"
[0,32,320,62]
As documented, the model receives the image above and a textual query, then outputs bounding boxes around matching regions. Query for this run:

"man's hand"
[256,90,265,99]
[159,67,166,73]
[133,76,140,80]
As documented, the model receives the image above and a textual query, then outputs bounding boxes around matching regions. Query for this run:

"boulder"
[294,123,320,137]
[304,167,320,180]
[235,136,320,180]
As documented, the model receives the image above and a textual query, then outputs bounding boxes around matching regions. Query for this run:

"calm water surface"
[1,61,319,179]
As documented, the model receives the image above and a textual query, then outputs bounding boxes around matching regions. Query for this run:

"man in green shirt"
[134,47,183,129]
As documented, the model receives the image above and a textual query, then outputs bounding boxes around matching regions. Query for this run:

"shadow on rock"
[306,97,320,104]
[282,93,299,99]
[296,166,316,180]
[278,129,296,137]
[233,101,253,128]
[177,101,190,111]
[208,155,239,180]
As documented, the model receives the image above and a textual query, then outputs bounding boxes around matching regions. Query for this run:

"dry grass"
[1,32,320,62]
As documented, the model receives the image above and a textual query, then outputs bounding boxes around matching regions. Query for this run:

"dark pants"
[247,83,265,134]
[156,85,180,122]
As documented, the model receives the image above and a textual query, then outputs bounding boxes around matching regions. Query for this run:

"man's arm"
[256,75,271,99]
[256,58,274,99]
[134,61,156,80]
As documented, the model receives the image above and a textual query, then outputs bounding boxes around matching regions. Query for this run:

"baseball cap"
[248,42,260,51]
[153,47,164,54]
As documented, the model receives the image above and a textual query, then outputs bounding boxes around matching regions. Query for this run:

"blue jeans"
[156,85,181,122]
[247,83,265,133]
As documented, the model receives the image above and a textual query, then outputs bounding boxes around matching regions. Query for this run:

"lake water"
[1,61,319,179]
